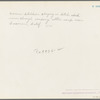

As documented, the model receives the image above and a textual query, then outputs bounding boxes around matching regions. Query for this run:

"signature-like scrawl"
[33,47,64,54]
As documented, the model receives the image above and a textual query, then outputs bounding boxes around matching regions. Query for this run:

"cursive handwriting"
[9,12,83,28]
[33,47,64,54]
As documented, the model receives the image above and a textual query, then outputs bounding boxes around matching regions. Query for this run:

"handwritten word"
[33,47,64,54]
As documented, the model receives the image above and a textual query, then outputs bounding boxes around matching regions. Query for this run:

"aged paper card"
[0,1,100,98]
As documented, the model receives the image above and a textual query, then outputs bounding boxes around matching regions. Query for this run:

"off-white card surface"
[0,1,100,98]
